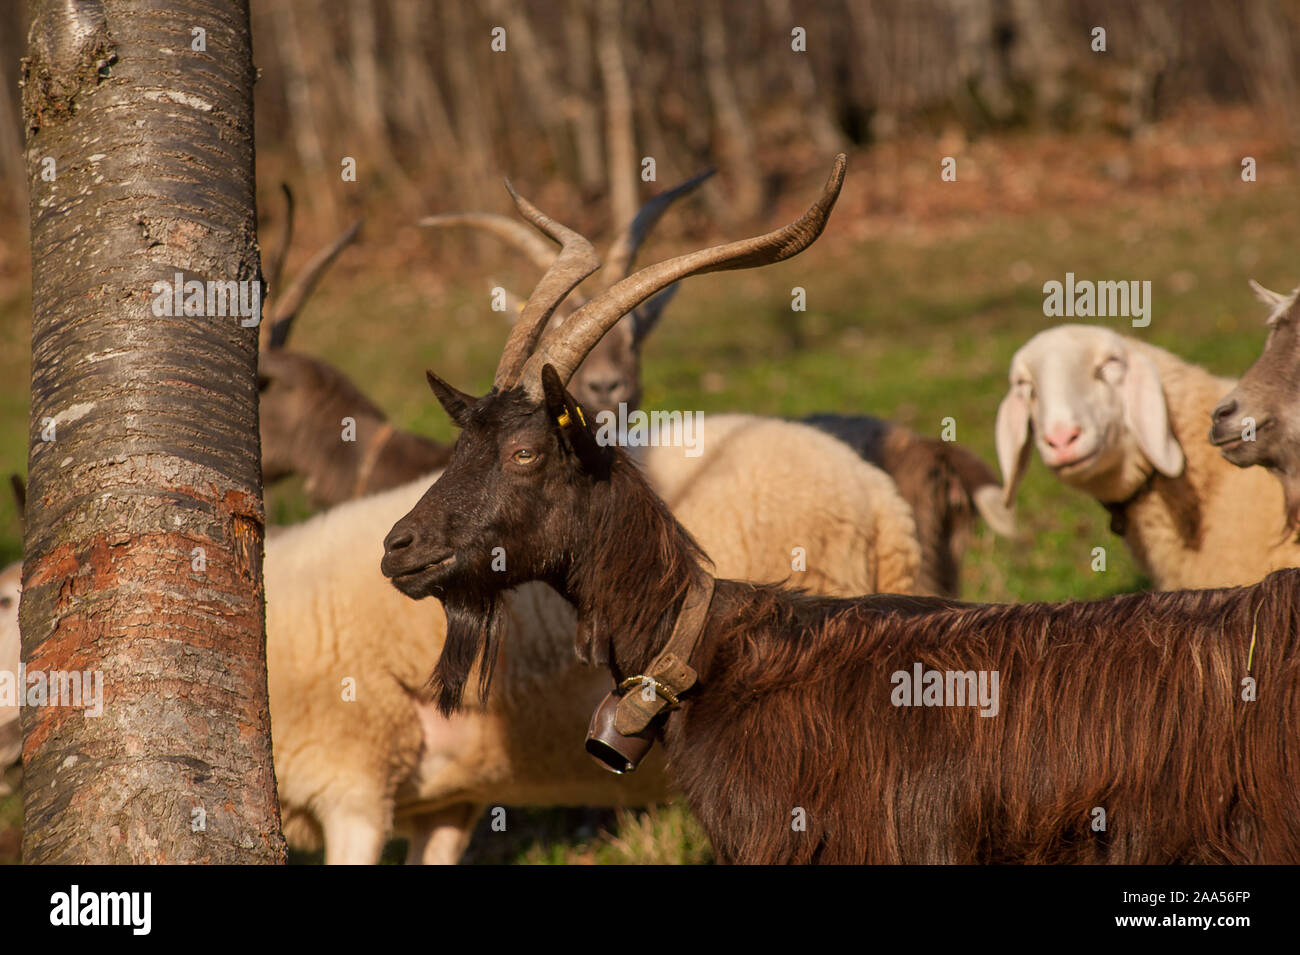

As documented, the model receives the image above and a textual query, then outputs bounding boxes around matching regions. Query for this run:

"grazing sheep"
[383,157,1300,864]
[803,414,1016,596]
[265,414,917,862]
[996,324,1300,588]
[1212,282,1300,533]
[0,561,20,795]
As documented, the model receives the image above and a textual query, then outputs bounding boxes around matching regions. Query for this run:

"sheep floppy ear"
[1121,351,1184,477]
[994,388,1034,510]
[426,370,474,427]
[541,364,609,476]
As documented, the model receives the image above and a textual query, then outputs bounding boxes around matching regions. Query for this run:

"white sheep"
[264,417,920,863]
[995,323,1300,588]
[1,561,21,796]
[630,414,920,595]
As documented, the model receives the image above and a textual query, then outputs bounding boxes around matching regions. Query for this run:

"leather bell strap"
[614,575,716,736]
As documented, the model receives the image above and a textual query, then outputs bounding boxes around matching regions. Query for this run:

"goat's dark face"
[382,366,611,603]
[1211,299,1300,528]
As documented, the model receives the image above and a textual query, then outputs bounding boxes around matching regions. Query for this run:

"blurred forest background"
[2,0,1299,863]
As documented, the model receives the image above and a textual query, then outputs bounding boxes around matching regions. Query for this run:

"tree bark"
[20,0,284,863]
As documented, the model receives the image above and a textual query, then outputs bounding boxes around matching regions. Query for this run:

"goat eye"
[511,449,537,465]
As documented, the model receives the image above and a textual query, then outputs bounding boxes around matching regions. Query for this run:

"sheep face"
[995,325,1184,507]
[1212,284,1300,531]
[382,367,611,714]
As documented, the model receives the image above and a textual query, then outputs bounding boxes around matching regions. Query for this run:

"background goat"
[1212,281,1300,534]
[257,187,452,508]
[382,156,1300,864]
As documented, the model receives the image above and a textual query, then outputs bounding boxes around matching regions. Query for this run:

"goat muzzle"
[585,690,656,774]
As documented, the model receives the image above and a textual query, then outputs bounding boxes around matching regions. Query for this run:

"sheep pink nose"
[1043,424,1081,450]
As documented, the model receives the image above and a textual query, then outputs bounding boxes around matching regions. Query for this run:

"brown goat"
[256,187,454,508]
[803,415,1015,596]
[382,157,1300,864]
[1212,282,1300,534]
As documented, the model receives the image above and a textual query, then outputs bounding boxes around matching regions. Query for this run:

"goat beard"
[431,593,504,717]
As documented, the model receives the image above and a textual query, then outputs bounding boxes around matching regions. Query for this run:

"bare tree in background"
[20,0,283,863]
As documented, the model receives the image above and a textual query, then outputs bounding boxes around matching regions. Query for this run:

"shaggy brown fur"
[388,373,1300,865]
[572,453,1300,864]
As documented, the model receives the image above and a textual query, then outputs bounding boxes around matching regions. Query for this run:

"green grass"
[2,169,1297,863]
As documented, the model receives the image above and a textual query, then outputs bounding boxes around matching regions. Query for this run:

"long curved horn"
[420,213,558,272]
[266,217,364,348]
[493,181,600,389]
[519,153,846,394]
[603,168,716,281]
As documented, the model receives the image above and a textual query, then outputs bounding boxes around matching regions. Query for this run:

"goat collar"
[354,421,396,497]
[1100,468,1157,536]
[612,574,716,737]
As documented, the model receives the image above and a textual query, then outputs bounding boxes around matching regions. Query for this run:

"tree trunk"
[701,0,762,222]
[596,0,637,230]
[562,0,605,196]
[20,0,283,863]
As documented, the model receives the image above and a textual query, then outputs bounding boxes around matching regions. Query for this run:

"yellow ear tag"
[556,406,586,429]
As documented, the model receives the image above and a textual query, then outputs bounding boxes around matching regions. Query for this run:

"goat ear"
[1121,351,1184,477]
[425,371,474,427]
[541,364,608,475]
[994,389,1034,509]
[1249,279,1291,311]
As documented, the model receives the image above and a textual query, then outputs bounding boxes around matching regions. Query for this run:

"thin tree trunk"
[487,0,570,173]
[701,0,762,221]
[596,0,637,229]
[563,0,605,196]
[765,0,847,154]
[390,0,461,176]
[443,0,493,207]
[20,0,283,863]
